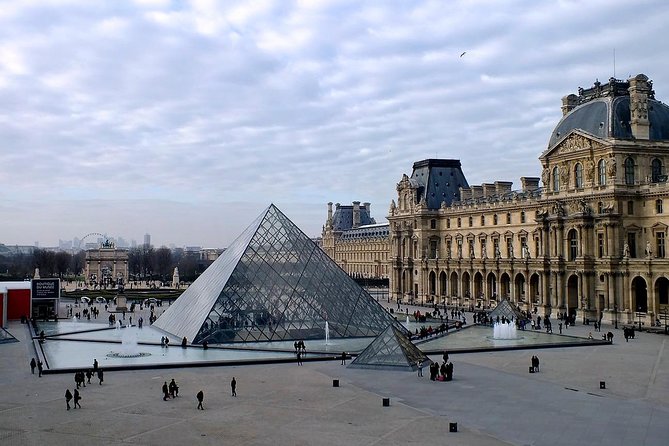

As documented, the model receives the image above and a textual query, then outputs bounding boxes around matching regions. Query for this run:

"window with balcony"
[651,158,663,183]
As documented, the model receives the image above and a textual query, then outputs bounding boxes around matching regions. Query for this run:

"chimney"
[628,74,651,140]
[471,185,483,199]
[459,187,472,200]
[363,202,371,218]
[327,202,333,221]
[352,201,361,228]
[482,183,496,198]
[561,94,578,116]
[520,177,540,191]
[495,181,513,195]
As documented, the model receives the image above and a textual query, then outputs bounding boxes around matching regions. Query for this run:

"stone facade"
[322,202,389,279]
[388,74,669,327]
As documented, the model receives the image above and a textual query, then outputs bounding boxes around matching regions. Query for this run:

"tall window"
[552,166,560,191]
[597,233,604,257]
[481,215,485,226]
[520,211,526,223]
[493,214,498,225]
[447,219,451,229]
[651,158,663,183]
[625,157,635,185]
[568,229,578,260]
[535,238,540,257]
[598,159,607,185]
[430,219,436,229]
[506,213,511,224]
[657,199,664,214]
[628,232,637,258]
[627,200,634,215]
[657,232,666,258]
[457,218,461,228]
[574,163,583,188]
[468,216,473,227]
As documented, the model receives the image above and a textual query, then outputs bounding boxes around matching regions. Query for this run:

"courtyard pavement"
[1,300,668,445]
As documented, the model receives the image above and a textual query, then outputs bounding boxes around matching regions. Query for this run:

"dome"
[547,77,669,150]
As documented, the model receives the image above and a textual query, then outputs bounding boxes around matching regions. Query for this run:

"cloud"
[1,0,668,246]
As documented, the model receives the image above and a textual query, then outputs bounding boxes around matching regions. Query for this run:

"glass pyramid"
[489,298,528,322]
[349,324,430,371]
[154,204,399,344]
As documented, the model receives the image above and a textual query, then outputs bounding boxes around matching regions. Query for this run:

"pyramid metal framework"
[489,298,528,322]
[349,324,430,371]
[154,204,399,344]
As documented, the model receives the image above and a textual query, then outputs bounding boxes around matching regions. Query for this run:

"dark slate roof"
[548,97,669,149]
[410,159,469,210]
[331,205,376,232]
[340,223,389,240]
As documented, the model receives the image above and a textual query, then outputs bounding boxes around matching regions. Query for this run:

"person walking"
[30,358,36,374]
[65,389,73,410]
[196,390,204,410]
[97,369,104,385]
[340,351,347,365]
[169,378,179,397]
[162,382,170,401]
[296,351,302,366]
[231,377,237,397]
[417,360,423,377]
[93,359,98,373]
[86,369,92,384]
[37,360,43,377]
[73,389,82,409]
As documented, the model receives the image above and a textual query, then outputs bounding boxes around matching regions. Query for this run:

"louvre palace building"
[324,74,669,326]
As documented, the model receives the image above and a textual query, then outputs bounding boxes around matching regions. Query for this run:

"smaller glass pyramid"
[349,324,430,371]
[489,299,528,322]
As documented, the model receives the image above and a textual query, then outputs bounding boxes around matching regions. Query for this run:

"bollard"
[600,381,606,389]
[449,422,458,432]
[382,397,390,407]
[333,379,339,387]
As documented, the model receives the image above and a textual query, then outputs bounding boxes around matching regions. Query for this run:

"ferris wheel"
[77,232,106,249]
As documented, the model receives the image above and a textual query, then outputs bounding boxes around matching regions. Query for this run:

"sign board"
[31,278,60,300]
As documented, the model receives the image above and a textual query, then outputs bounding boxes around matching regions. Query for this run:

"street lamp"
[637,306,643,330]
[614,303,618,329]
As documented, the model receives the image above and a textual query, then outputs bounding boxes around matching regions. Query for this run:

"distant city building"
[322,202,389,279]
[143,233,151,247]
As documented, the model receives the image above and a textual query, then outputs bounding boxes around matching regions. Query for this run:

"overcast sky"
[1,0,668,248]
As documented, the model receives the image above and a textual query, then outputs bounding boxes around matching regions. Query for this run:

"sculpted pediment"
[543,131,604,159]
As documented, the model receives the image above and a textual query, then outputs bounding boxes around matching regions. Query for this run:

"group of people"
[162,376,237,410]
[160,336,171,347]
[162,378,180,400]
[417,352,454,382]
[63,359,103,410]
[29,357,44,377]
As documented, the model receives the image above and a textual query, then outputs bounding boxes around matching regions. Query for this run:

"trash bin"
[382,398,390,407]
[449,422,458,432]
[333,379,339,387]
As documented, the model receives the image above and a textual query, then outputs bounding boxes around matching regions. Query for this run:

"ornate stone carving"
[542,167,550,186]
[608,158,617,178]
[585,159,595,182]
[389,199,396,216]
[556,134,594,155]
[560,163,570,187]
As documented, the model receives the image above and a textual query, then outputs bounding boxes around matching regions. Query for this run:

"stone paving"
[1,297,668,445]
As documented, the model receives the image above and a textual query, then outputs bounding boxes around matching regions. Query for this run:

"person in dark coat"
[37,360,43,377]
[169,379,179,397]
[65,389,73,410]
[162,382,170,401]
[86,369,93,384]
[30,358,36,374]
[231,377,237,397]
[73,389,82,409]
[97,369,104,385]
[93,359,99,372]
[341,351,347,365]
[196,390,204,410]
[75,372,81,389]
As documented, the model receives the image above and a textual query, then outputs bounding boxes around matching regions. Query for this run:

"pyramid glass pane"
[155,204,399,344]
[350,325,429,371]
[489,299,528,322]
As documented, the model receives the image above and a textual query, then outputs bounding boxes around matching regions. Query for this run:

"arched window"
[506,212,511,224]
[574,163,583,188]
[493,214,498,225]
[598,159,606,185]
[520,211,526,223]
[651,158,663,183]
[552,166,560,191]
[480,215,485,226]
[468,216,473,227]
[625,157,635,185]
[568,229,579,261]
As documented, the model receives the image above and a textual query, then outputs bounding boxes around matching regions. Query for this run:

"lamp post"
[614,303,618,329]
[637,306,643,330]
